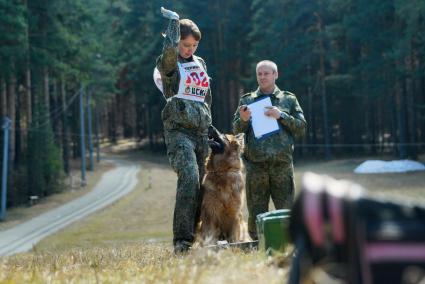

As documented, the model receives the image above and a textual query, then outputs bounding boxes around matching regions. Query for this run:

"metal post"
[79,86,86,186]
[1,117,11,221]
[87,89,94,171]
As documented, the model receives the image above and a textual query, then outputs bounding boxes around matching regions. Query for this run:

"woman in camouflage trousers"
[156,7,212,254]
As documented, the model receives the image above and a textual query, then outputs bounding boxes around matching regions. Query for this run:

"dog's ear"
[235,133,245,150]
[235,133,245,144]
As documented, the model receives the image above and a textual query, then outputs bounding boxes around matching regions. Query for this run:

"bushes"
[26,105,64,200]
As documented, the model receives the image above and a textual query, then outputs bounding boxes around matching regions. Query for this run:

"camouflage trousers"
[244,160,295,240]
[164,130,209,246]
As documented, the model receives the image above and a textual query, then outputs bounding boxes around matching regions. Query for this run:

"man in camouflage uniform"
[233,60,306,240]
[157,8,212,253]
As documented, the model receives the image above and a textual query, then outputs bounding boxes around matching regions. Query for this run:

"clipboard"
[248,96,280,139]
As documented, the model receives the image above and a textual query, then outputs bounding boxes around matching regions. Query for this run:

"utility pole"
[87,89,94,171]
[1,117,11,221]
[79,86,86,186]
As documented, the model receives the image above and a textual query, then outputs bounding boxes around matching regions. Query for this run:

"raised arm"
[156,7,180,98]
[160,8,179,73]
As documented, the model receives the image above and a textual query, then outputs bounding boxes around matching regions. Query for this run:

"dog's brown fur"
[198,127,249,245]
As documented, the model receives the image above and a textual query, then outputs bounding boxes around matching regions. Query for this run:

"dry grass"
[1,146,424,283]
[0,244,285,284]
[0,149,286,283]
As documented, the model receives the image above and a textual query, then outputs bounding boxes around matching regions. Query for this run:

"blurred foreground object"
[288,172,425,284]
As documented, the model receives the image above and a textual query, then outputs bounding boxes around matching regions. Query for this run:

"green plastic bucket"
[256,209,291,255]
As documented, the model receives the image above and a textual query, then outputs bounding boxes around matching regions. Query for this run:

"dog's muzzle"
[208,125,225,154]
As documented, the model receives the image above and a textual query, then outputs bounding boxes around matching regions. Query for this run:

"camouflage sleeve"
[232,96,250,134]
[158,19,179,77]
[156,55,178,99]
[157,19,180,98]
[279,96,307,139]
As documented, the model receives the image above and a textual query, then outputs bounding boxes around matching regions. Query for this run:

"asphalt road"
[0,159,140,256]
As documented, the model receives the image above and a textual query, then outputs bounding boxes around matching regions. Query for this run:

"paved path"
[0,159,140,256]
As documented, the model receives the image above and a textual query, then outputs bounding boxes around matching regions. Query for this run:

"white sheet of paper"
[153,67,163,93]
[248,97,280,139]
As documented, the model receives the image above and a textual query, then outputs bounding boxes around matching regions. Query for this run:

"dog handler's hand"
[264,106,283,119]
[161,7,180,20]
[239,105,251,122]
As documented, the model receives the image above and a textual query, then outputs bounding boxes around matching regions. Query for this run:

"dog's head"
[207,125,244,157]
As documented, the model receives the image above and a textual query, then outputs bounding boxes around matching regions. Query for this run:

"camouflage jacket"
[156,19,212,135]
[233,86,307,163]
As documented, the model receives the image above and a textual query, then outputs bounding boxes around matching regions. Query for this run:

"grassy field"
[0,146,424,283]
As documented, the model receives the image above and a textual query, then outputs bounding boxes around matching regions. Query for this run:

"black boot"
[174,240,192,255]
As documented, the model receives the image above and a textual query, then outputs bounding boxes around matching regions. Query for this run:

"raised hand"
[161,7,179,20]
[239,105,251,122]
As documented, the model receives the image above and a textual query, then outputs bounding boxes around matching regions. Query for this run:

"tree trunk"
[72,90,80,159]
[227,79,238,132]
[51,78,60,144]
[408,48,418,159]
[365,96,377,155]
[25,67,32,121]
[43,66,49,113]
[416,57,424,152]
[377,97,384,154]
[209,0,226,131]
[8,70,17,165]
[316,12,332,159]
[307,79,315,155]
[24,0,32,127]
[395,77,407,158]
[108,97,117,144]
[370,103,377,155]
[15,80,24,166]
[421,75,425,152]
[61,78,70,175]
[0,77,6,118]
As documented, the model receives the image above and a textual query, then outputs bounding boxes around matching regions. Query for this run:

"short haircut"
[180,19,201,41]
[256,60,278,73]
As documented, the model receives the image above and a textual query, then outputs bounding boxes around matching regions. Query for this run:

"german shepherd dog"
[198,126,249,245]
